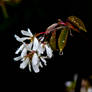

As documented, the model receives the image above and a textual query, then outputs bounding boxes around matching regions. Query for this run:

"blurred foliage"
[0,0,22,5]
[0,0,22,18]
[65,74,78,92]
[0,0,22,31]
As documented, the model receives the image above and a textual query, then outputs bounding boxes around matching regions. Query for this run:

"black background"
[0,0,91,91]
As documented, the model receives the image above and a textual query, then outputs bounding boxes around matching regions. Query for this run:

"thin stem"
[35,32,46,37]
[36,26,66,37]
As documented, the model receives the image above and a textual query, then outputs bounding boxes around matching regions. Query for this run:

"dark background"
[0,0,91,91]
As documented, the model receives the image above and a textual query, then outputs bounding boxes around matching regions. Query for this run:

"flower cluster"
[13,16,87,73]
[14,28,53,73]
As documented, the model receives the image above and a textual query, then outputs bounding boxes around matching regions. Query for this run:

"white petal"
[21,30,32,37]
[32,65,40,73]
[20,57,29,69]
[20,37,31,41]
[28,62,32,72]
[14,34,23,42]
[14,56,21,61]
[45,45,53,58]
[32,53,39,65]
[39,62,43,68]
[15,44,24,54]
[14,35,30,42]
[40,57,47,66]
[33,37,39,51]
[28,28,33,37]
[21,48,27,57]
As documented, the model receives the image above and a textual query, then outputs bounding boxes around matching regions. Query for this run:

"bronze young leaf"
[67,16,87,32]
[49,31,57,51]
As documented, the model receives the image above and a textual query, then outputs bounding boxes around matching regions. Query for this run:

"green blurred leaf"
[58,28,69,53]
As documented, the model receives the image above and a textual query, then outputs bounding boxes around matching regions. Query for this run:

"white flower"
[14,28,53,73]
